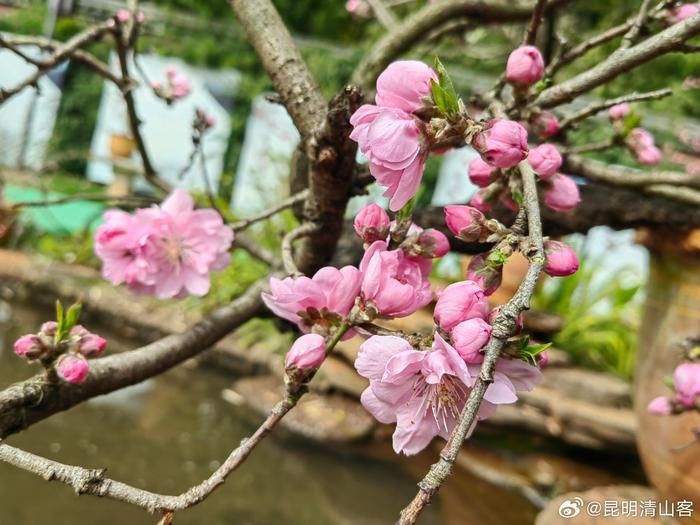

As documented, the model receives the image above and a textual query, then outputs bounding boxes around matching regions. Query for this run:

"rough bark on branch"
[0,280,266,439]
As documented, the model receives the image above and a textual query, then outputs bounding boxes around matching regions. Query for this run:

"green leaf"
[621,112,642,136]
[55,300,64,326]
[431,57,460,117]
[511,189,524,206]
[431,79,448,115]
[64,302,82,332]
[487,249,508,267]
[397,197,416,223]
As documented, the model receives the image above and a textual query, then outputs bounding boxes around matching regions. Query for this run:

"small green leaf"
[487,249,508,267]
[431,79,448,114]
[621,112,643,136]
[64,302,82,332]
[511,189,524,206]
[55,300,64,326]
[432,57,460,117]
[397,197,416,223]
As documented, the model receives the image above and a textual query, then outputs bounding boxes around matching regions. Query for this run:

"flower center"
[411,374,467,432]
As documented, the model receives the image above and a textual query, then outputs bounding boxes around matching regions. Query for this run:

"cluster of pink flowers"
[14,321,107,385]
[95,189,233,299]
[670,3,700,23]
[350,61,436,211]
[648,362,700,415]
[112,9,145,25]
[627,128,661,166]
[355,279,541,455]
[152,66,192,102]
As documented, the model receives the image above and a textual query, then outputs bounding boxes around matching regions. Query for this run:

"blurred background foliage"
[3,0,695,376]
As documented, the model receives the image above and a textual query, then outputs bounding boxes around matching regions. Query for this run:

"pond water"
[0,301,539,525]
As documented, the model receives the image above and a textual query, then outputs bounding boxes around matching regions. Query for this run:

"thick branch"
[534,13,700,109]
[230,0,326,142]
[0,280,266,438]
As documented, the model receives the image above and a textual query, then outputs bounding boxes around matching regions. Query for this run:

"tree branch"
[0,279,267,438]
[523,0,548,46]
[533,12,700,109]
[230,189,309,232]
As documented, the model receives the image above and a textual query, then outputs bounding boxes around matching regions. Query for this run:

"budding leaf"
[486,249,508,267]
[511,189,524,206]
[64,302,82,333]
[432,57,460,117]
[621,112,642,137]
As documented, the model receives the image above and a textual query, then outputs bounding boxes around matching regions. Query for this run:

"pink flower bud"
[116,9,130,23]
[79,334,108,357]
[451,318,492,363]
[56,354,90,384]
[673,362,700,407]
[466,253,503,296]
[647,396,672,415]
[532,111,560,138]
[151,80,161,90]
[637,145,661,166]
[444,205,486,242]
[608,103,630,120]
[136,11,145,23]
[165,66,176,77]
[506,46,545,86]
[14,334,45,359]
[544,174,580,212]
[537,351,549,369]
[206,115,216,127]
[40,321,58,337]
[628,128,655,149]
[543,240,579,277]
[528,143,562,179]
[473,120,529,169]
[672,3,700,23]
[286,333,326,370]
[469,190,492,212]
[375,60,437,112]
[468,157,496,187]
[417,228,450,258]
[434,280,489,331]
[354,204,391,244]
[346,0,371,17]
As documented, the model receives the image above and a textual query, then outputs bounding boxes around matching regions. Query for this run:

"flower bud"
[608,103,630,121]
[544,174,580,212]
[78,334,108,357]
[40,321,58,337]
[354,204,390,245]
[532,111,560,138]
[444,205,486,242]
[468,157,496,187]
[671,3,700,23]
[434,280,489,331]
[466,253,503,296]
[14,334,45,359]
[673,362,700,407]
[451,318,492,363]
[416,228,450,258]
[56,354,90,384]
[506,46,545,86]
[536,351,549,369]
[528,143,562,179]
[543,240,579,277]
[647,396,672,415]
[286,333,327,370]
[472,120,529,169]
[116,9,130,22]
[636,145,661,166]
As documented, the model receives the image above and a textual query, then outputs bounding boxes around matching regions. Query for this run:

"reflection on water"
[0,303,536,525]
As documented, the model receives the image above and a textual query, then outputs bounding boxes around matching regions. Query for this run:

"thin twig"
[557,88,672,131]
[366,0,399,29]
[563,138,617,155]
[230,190,310,232]
[396,160,544,525]
[618,0,654,50]
[281,222,320,276]
[522,0,548,46]
[10,193,157,210]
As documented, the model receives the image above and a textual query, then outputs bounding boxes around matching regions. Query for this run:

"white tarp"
[87,53,238,193]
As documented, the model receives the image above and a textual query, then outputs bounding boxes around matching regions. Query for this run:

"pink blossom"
[116,9,130,22]
[528,143,562,179]
[359,241,433,318]
[628,128,655,149]
[608,103,630,120]
[468,156,495,187]
[150,80,161,90]
[355,334,540,455]
[40,321,58,337]
[673,362,700,407]
[95,189,233,299]
[350,105,426,211]
[286,334,326,370]
[544,174,580,212]
[56,354,90,384]
[637,145,662,165]
[14,334,44,359]
[346,0,371,17]
[647,396,672,415]
[417,228,450,258]
[170,72,191,99]
[672,3,700,23]
[434,280,489,331]
[165,66,176,77]
[469,190,493,212]
[543,240,579,277]
[354,204,391,245]
[263,266,361,331]
[532,111,560,138]
[70,325,107,357]
[375,60,437,113]
[444,205,486,242]
[451,318,492,363]
[473,120,529,169]
[537,351,549,368]
[506,46,544,86]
